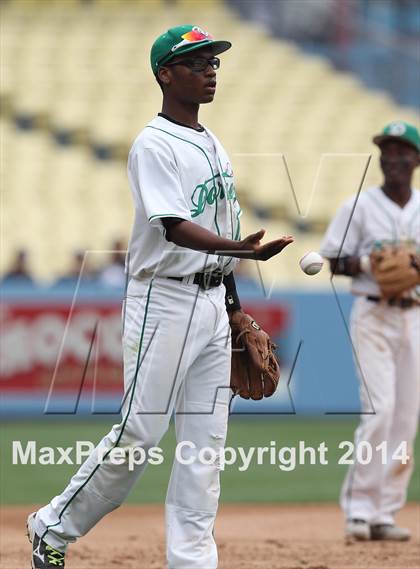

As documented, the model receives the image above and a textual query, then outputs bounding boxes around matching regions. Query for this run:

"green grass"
[1,418,418,505]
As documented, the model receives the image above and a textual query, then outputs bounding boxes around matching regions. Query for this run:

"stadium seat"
[1,0,418,283]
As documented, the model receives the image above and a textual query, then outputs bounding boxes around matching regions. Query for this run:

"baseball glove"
[229,311,280,400]
[370,246,420,298]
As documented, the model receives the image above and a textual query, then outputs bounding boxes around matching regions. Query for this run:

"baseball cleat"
[27,512,66,568]
[370,523,411,541]
[345,518,370,541]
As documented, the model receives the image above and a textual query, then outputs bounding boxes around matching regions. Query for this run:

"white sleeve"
[133,144,192,234]
[320,196,363,258]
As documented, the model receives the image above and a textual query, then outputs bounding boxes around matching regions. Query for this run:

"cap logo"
[171,26,212,52]
[388,122,407,136]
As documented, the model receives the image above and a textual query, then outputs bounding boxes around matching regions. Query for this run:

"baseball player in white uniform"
[27,25,293,569]
[320,121,420,542]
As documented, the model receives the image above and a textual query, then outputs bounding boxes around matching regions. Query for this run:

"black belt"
[367,296,418,309]
[167,271,223,290]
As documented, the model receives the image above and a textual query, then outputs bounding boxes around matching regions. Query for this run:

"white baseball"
[299,251,324,275]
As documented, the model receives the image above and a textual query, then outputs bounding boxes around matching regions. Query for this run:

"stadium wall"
[1,282,359,417]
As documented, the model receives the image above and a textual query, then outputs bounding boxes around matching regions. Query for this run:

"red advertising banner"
[0,301,288,397]
[1,303,123,394]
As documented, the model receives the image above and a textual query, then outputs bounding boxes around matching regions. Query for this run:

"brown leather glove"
[229,311,280,400]
[370,246,420,299]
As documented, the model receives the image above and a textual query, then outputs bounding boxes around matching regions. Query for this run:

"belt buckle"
[201,272,212,290]
[213,274,222,286]
[200,271,222,290]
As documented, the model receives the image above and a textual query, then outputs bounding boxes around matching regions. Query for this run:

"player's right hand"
[238,229,294,261]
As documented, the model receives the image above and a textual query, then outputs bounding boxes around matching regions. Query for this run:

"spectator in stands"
[54,250,96,286]
[98,238,127,287]
[2,249,34,284]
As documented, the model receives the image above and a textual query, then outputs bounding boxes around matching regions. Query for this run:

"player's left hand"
[370,245,420,298]
[238,229,294,261]
[229,310,280,400]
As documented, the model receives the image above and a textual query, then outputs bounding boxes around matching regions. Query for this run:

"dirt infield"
[1,503,419,569]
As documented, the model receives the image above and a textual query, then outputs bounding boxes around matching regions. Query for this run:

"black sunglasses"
[165,56,220,73]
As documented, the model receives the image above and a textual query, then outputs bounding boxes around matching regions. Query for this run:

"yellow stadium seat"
[1,0,417,282]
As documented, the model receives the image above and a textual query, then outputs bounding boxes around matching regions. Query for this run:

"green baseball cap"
[150,24,231,76]
[373,121,420,152]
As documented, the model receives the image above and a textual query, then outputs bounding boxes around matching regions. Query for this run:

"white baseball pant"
[341,296,420,524]
[35,276,232,569]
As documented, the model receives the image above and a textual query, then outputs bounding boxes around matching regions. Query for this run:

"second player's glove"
[370,246,420,298]
[229,311,280,400]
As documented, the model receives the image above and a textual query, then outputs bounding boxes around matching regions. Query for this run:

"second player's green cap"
[373,121,420,152]
[150,24,231,76]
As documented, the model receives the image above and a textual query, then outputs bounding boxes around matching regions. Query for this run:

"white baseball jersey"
[126,115,242,279]
[320,186,420,296]
[34,119,240,568]
[321,185,420,526]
